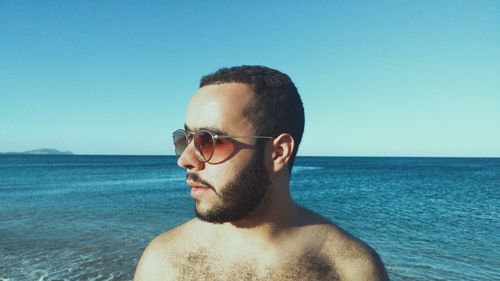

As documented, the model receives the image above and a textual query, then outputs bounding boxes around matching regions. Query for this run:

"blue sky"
[1,1,499,156]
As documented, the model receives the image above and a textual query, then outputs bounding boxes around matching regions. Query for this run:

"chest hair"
[175,248,340,281]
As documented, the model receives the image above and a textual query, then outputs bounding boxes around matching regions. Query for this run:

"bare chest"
[174,249,340,281]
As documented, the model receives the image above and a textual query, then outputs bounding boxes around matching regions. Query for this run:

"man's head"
[199,65,304,172]
[176,66,304,224]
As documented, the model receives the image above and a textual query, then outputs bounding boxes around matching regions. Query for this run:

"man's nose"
[177,141,205,171]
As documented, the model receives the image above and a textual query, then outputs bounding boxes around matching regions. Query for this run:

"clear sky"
[1,1,499,157]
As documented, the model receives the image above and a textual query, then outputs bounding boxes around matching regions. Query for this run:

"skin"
[135,83,389,281]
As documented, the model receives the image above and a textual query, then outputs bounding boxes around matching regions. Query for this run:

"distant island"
[1,149,74,155]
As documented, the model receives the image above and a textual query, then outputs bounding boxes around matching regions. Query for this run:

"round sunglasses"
[172,129,273,162]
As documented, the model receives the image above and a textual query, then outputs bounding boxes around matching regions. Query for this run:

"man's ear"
[270,133,295,173]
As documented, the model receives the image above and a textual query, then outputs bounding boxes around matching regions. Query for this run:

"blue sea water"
[0,155,499,280]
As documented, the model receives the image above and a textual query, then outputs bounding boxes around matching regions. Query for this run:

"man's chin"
[195,211,226,224]
[194,206,250,224]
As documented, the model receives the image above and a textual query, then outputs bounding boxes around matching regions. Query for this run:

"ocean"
[0,155,499,280]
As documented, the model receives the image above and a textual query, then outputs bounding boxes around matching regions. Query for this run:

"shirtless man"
[134,66,389,280]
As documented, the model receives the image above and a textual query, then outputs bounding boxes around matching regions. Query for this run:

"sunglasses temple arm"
[217,135,273,139]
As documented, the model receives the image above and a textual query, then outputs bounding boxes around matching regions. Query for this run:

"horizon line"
[1,153,499,159]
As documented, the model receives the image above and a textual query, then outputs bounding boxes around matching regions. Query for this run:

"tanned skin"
[134,83,389,281]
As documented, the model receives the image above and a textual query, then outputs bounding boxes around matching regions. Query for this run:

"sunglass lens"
[173,130,188,156]
[194,131,214,162]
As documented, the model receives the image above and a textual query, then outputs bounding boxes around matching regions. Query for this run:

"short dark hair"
[199,65,304,172]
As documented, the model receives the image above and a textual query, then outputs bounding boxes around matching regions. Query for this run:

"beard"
[190,147,271,224]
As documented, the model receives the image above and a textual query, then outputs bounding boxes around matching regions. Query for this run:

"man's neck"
[218,189,305,243]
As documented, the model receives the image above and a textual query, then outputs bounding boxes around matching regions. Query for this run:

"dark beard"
[194,148,271,224]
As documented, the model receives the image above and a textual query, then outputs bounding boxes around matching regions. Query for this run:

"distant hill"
[2,149,74,155]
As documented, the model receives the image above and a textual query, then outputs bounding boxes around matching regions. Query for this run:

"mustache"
[186,173,215,191]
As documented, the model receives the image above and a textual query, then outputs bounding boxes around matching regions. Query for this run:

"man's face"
[178,83,271,223]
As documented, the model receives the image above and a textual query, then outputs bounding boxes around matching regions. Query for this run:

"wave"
[292,166,324,173]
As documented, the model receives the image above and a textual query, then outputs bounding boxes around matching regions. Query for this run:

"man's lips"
[186,180,212,199]
[186,180,210,189]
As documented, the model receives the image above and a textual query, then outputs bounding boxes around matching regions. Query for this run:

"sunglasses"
[173,129,273,163]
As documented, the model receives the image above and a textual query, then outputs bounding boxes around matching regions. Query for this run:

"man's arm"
[134,237,176,281]
[334,242,389,281]
[320,223,390,281]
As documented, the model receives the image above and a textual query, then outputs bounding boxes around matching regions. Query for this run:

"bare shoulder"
[134,219,202,281]
[317,222,389,281]
[292,208,389,280]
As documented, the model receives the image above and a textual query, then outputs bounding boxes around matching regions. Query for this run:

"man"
[134,66,389,280]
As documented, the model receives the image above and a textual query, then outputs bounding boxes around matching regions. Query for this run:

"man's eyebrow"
[184,124,228,135]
